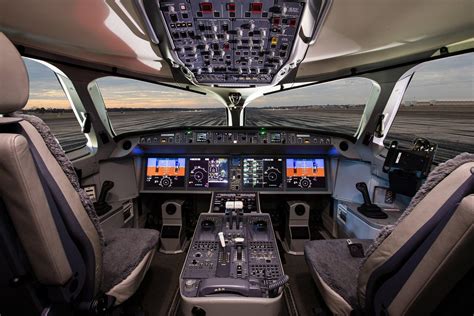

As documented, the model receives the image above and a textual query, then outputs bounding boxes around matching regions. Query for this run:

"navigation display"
[188,158,229,189]
[286,158,326,189]
[144,157,186,189]
[243,158,283,189]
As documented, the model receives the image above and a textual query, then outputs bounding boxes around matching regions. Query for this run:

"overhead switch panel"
[158,0,306,85]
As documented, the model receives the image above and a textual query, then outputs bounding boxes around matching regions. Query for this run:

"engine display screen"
[144,157,186,189]
[243,158,283,189]
[188,158,229,189]
[286,158,326,189]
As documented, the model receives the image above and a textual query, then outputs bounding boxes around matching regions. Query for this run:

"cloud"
[23,53,473,111]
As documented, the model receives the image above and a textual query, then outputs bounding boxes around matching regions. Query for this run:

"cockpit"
[0,1,473,315]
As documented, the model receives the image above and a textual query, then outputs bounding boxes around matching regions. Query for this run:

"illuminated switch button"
[180,4,186,10]
[289,19,297,27]
[250,2,263,13]
[226,3,236,12]
[271,37,278,46]
[199,2,213,13]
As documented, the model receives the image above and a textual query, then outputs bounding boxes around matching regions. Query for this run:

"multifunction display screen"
[286,158,326,189]
[188,158,229,189]
[144,157,186,189]
[243,158,283,189]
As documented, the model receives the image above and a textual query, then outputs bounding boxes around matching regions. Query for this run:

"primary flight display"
[143,157,327,191]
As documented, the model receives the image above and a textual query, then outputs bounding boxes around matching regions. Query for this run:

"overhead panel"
[158,0,307,85]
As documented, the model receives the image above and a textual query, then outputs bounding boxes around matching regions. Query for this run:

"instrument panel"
[142,156,328,192]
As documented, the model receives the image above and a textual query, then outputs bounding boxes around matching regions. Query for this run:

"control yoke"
[355,182,388,219]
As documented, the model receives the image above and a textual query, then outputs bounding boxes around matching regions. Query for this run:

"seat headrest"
[0,32,29,114]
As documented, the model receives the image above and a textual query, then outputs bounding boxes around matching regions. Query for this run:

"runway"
[34,102,473,163]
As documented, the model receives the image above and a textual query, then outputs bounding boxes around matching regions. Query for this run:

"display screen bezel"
[241,157,285,191]
[143,157,187,190]
[141,156,329,192]
[187,157,230,190]
[285,157,328,191]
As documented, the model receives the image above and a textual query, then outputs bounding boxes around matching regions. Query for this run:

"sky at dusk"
[24,53,473,110]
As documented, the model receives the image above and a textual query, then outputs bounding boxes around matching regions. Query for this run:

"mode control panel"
[138,129,332,146]
[159,0,306,84]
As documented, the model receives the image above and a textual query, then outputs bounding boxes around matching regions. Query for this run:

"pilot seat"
[0,32,159,314]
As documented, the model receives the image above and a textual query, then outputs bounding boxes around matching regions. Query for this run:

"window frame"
[374,52,474,163]
[22,57,95,154]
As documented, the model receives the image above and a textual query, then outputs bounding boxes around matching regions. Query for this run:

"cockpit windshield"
[245,78,376,136]
[95,77,227,136]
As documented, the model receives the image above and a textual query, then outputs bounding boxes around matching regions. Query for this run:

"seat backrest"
[358,153,474,314]
[0,32,103,305]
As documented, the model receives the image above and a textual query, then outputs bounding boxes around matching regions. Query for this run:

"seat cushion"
[102,228,159,294]
[305,239,373,312]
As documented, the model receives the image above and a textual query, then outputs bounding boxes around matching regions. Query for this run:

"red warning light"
[226,3,236,12]
[272,17,281,25]
[200,2,213,13]
[250,2,263,13]
[289,19,297,27]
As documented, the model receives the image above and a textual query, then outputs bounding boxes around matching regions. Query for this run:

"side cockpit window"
[384,53,474,163]
[22,58,89,152]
